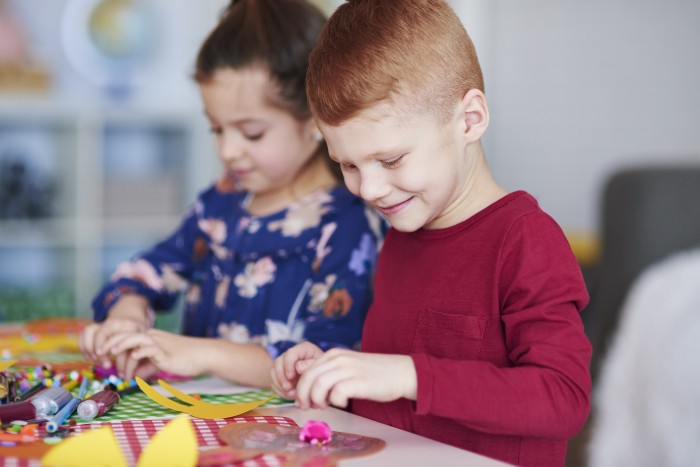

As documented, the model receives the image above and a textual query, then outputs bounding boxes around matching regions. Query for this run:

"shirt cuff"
[411,353,433,416]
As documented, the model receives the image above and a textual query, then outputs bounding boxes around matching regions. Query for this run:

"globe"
[87,0,150,61]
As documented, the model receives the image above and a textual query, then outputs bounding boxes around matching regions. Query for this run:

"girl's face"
[199,67,321,196]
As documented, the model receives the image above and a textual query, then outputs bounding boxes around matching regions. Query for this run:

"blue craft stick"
[46,397,80,433]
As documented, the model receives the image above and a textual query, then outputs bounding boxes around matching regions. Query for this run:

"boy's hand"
[271,342,324,399]
[294,349,417,410]
[107,329,205,380]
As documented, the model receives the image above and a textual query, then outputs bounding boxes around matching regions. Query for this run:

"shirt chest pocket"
[410,308,487,360]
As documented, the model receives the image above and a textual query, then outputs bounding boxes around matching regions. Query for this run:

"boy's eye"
[339,162,357,172]
[382,154,405,168]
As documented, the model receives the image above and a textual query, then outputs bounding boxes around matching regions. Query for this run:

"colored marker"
[31,386,72,417]
[77,378,89,399]
[0,374,7,400]
[17,382,45,402]
[0,401,37,423]
[7,376,17,403]
[62,379,79,392]
[116,383,141,397]
[77,390,120,421]
[46,397,80,433]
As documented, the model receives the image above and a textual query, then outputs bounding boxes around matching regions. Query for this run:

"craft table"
[0,319,510,466]
[159,376,510,467]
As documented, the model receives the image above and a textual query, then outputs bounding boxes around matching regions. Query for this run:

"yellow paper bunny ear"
[42,416,198,467]
[42,426,128,467]
[137,415,197,467]
[135,377,273,419]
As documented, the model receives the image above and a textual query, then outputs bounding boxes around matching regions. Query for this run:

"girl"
[79,0,384,388]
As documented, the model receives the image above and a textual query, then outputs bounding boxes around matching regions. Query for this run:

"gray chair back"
[587,165,700,375]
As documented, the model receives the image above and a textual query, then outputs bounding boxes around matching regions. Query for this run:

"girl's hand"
[107,329,206,380]
[271,342,324,399]
[79,295,150,369]
[294,349,417,410]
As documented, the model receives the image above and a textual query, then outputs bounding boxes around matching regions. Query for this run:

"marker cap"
[76,400,98,420]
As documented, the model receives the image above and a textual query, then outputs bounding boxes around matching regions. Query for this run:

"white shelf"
[0,102,213,320]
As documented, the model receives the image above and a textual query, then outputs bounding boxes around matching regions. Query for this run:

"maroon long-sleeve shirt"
[353,191,591,467]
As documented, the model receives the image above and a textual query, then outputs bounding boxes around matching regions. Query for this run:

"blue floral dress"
[92,183,385,358]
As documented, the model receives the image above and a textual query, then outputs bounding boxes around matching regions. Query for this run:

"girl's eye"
[245,133,264,141]
[340,162,357,172]
[382,154,405,168]
[209,127,223,135]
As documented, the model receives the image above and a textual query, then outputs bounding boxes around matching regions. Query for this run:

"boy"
[272,1,591,466]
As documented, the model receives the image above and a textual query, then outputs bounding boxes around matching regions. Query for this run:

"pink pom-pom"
[299,420,332,445]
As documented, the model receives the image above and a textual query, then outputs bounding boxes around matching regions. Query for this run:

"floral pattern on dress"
[112,259,164,291]
[198,218,227,244]
[215,275,231,308]
[349,233,377,277]
[308,274,337,313]
[323,289,353,317]
[234,257,276,298]
[268,191,332,237]
[218,321,252,344]
[265,319,306,346]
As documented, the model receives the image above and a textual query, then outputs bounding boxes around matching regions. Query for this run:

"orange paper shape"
[216,422,386,466]
[135,377,273,419]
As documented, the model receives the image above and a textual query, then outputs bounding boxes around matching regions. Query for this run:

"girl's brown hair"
[195,0,325,121]
[195,0,341,181]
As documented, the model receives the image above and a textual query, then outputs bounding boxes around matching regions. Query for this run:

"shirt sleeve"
[92,206,202,323]
[412,212,592,440]
[268,203,384,357]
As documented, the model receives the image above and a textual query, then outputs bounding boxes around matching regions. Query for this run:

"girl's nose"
[218,133,244,162]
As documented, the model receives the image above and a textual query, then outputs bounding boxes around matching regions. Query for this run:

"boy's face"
[320,102,475,232]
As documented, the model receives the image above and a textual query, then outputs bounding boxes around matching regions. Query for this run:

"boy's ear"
[458,88,489,144]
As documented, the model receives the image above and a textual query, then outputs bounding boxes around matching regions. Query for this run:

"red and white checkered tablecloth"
[1,416,296,467]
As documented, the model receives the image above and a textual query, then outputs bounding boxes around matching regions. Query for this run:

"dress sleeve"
[268,204,384,357]
[411,213,592,439]
[91,206,202,323]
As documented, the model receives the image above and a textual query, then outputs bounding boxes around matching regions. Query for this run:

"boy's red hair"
[307,0,484,126]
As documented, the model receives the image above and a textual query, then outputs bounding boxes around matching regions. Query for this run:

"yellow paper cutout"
[135,377,273,419]
[42,426,128,467]
[2,335,79,354]
[137,415,197,467]
[0,360,17,371]
[157,379,213,405]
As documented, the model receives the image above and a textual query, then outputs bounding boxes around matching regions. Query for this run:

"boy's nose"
[359,170,391,203]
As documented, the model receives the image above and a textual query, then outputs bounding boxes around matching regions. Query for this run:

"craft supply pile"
[0,319,386,466]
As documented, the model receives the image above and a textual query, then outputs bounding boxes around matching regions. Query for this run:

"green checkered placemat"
[71,389,292,423]
[33,352,85,364]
